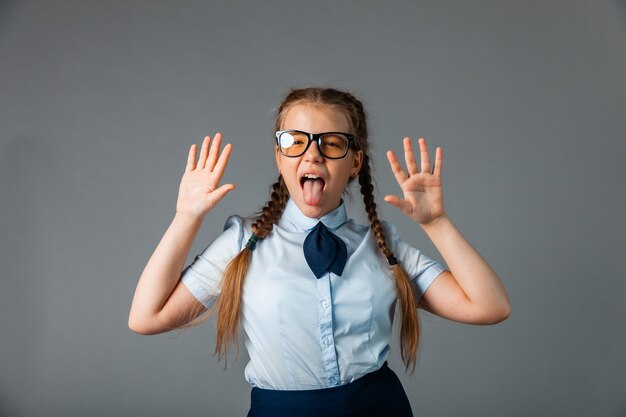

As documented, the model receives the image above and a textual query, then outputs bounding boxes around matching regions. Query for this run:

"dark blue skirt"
[246,362,413,417]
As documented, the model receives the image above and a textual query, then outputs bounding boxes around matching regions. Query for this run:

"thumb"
[211,183,236,203]
[384,195,411,213]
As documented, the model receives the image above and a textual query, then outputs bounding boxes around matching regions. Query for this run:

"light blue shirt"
[181,198,446,390]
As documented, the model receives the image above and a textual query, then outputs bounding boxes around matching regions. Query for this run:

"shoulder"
[223,214,254,232]
[220,214,256,251]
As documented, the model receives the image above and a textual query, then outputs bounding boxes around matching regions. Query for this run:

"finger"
[403,137,420,175]
[386,150,408,184]
[419,138,431,174]
[186,144,197,171]
[211,143,233,184]
[198,136,211,169]
[433,146,443,176]
[211,183,236,204]
[384,195,412,214]
[206,132,222,171]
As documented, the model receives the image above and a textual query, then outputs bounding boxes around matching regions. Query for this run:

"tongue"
[303,178,325,206]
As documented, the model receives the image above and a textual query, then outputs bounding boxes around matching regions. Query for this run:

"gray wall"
[1,1,625,416]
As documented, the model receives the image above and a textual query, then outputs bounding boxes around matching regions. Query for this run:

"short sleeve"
[180,215,247,309]
[382,220,447,299]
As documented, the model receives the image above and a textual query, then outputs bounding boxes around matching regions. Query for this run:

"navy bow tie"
[303,222,347,278]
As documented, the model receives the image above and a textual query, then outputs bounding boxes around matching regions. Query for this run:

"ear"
[351,150,364,177]
[275,146,282,173]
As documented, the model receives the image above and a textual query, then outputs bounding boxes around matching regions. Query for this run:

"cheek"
[328,167,353,191]
[340,163,355,180]
[277,155,293,173]
[278,160,300,186]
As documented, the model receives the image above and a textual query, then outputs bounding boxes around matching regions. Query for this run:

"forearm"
[129,213,203,324]
[421,215,511,315]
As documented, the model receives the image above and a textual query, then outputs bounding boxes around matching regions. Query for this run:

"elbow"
[128,314,160,335]
[128,316,146,335]
[484,302,511,325]
[502,302,512,321]
[128,309,176,335]
[469,301,511,325]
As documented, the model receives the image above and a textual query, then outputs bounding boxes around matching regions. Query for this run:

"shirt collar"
[280,198,348,232]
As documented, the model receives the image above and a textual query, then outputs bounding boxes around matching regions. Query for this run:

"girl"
[129,87,511,417]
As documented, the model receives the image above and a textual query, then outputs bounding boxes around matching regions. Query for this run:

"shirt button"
[323,339,331,345]
[321,300,329,307]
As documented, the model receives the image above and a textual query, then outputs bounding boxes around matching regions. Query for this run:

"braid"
[358,155,391,256]
[252,176,289,238]
[211,175,289,366]
[358,155,421,374]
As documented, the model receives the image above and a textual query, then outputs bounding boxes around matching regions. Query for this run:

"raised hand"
[384,137,446,226]
[175,133,235,220]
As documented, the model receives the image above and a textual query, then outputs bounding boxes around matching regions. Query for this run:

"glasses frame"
[275,129,359,159]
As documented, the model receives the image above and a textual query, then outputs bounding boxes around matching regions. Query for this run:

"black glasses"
[275,130,358,159]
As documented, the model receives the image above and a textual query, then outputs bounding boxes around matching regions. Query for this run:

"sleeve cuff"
[415,262,447,298]
[181,266,217,309]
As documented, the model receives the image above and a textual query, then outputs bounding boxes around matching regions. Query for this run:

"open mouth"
[300,173,326,206]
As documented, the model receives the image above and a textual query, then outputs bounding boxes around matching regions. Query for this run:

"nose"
[303,139,324,162]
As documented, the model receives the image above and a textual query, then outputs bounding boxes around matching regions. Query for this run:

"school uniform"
[181,198,447,416]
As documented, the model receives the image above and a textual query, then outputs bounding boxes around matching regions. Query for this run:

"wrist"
[174,211,204,227]
[419,212,451,232]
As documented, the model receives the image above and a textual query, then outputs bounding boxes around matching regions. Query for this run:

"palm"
[385,137,446,225]
[176,133,235,219]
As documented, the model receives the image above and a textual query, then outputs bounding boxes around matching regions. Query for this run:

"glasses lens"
[319,134,349,158]
[279,131,309,156]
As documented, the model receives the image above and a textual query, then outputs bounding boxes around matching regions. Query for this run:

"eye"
[321,135,347,148]
[290,132,308,145]
[280,132,308,147]
[279,135,295,147]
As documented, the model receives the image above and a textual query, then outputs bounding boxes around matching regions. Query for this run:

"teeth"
[303,174,320,179]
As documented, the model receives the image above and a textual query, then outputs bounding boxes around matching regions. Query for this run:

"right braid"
[252,176,289,238]
[358,155,421,374]
[210,175,288,366]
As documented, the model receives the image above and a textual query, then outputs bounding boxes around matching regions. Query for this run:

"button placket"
[317,273,340,386]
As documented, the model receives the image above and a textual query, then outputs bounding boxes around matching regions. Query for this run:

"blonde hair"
[191,87,422,373]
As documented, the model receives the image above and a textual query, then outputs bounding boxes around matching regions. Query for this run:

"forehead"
[280,103,350,133]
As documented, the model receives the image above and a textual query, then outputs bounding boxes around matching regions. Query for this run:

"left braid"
[358,154,421,373]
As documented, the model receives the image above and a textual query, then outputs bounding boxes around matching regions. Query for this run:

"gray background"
[1,1,625,416]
